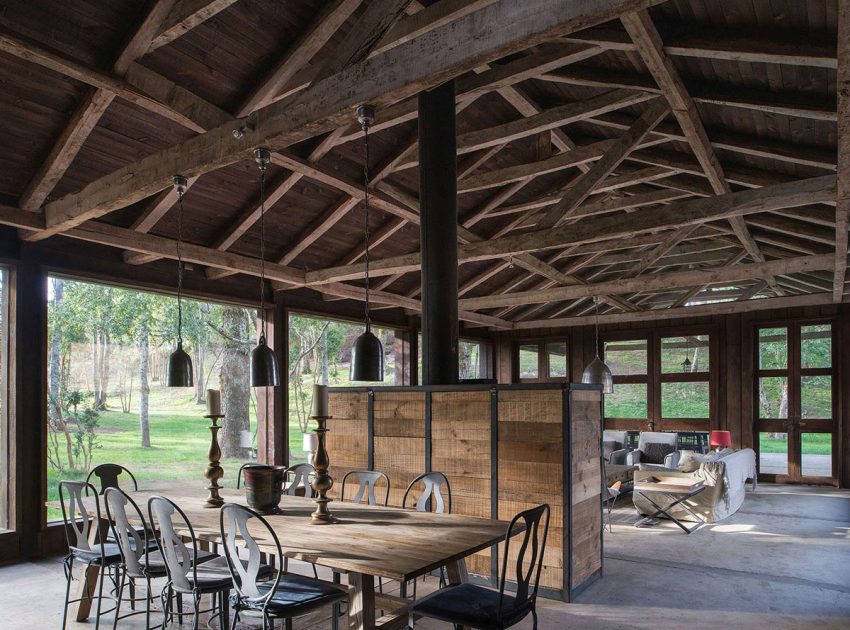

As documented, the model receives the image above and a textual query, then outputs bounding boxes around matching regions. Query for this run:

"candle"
[206,389,221,416]
[311,384,328,417]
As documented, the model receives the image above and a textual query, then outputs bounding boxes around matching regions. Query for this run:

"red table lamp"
[709,430,732,452]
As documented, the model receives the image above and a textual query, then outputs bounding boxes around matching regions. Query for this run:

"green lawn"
[759,432,831,455]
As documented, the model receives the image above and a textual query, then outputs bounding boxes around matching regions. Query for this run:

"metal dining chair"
[59,480,122,630]
[147,496,237,630]
[283,463,317,498]
[86,463,139,494]
[340,470,391,507]
[410,504,551,630]
[220,503,348,630]
[401,472,452,597]
[104,488,216,629]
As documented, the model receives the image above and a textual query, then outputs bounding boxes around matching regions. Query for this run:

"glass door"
[754,322,836,484]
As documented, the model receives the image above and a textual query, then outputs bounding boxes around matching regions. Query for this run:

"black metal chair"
[59,480,122,630]
[401,472,452,598]
[104,488,216,629]
[147,495,236,630]
[220,503,347,630]
[410,504,551,630]
[340,470,391,507]
[86,463,139,494]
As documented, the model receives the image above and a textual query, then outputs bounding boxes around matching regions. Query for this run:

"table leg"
[444,559,470,630]
[348,572,376,630]
[73,519,102,621]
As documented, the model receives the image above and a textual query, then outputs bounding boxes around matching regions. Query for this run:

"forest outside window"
[514,339,568,382]
[46,277,260,521]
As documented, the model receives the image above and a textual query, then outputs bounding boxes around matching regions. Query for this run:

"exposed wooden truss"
[0,0,844,331]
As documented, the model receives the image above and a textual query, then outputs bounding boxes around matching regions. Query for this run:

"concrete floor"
[1,483,848,629]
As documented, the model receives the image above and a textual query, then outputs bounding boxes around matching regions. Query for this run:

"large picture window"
[604,329,714,432]
[46,277,259,520]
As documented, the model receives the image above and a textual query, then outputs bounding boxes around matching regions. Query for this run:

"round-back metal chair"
[402,471,451,514]
[283,463,317,498]
[86,463,138,495]
[340,470,391,507]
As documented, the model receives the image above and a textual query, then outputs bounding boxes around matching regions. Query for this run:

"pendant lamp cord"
[362,118,372,332]
[593,296,601,359]
[176,187,185,346]
[258,156,267,341]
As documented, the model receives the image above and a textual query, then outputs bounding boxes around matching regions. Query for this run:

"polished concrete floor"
[1,483,848,629]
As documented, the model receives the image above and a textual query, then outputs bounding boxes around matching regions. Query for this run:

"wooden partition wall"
[326,383,603,601]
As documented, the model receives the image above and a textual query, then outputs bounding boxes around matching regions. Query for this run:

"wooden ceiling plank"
[836,1,850,302]
[147,0,239,52]
[236,0,363,117]
[562,24,837,69]
[17,0,178,211]
[36,0,656,240]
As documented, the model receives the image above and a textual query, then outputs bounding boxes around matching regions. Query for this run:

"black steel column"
[419,80,458,385]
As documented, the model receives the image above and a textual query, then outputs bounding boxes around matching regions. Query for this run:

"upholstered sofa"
[603,430,629,464]
[633,448,757,523]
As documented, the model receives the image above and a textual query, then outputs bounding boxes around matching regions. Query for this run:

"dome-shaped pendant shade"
[251,335,280,387]
[167,341,194,387]
[350,329,384,382]
[582,356,614,394]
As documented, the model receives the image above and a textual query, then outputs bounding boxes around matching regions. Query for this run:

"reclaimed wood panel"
[373,391,426,506]
[327,391,369,499]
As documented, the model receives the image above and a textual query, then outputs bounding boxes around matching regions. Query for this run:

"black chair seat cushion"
[185,555,275,592]
[413,583,531,629]
[233,574,347,617]
[140,548,216,576]
[71,543,123,565]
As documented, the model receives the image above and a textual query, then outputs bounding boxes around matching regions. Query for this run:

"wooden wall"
[326,384,603,601]
[494,303,849,488]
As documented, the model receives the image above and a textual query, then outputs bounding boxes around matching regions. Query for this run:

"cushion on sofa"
[643,442,675,465]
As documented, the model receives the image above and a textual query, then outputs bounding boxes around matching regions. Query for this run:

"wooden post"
[257,293,287,465]
[419,80,458,385]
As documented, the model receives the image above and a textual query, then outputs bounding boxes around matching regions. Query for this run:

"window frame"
[513,337,569,383]
[602,325,718,432]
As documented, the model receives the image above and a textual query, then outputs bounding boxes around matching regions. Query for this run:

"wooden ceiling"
[0,0,846,330]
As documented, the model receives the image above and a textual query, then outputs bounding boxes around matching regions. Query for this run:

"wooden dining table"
[50,482,513,630]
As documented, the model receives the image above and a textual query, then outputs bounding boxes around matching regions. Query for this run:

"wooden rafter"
[147,0,239,52]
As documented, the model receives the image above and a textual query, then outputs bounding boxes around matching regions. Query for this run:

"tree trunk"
[321,328,329,386]
[194,341,206,404]
[139,320,151,448]
[219,307,249,459]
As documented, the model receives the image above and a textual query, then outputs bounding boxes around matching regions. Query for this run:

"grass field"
[759,432,831,455]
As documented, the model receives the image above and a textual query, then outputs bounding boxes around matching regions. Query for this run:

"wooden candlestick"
[203,414,225,508]
[309,415,334,524]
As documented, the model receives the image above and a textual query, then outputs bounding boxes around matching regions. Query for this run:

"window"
[604,339,648,420]
[514,338,569,382]
[603,330,714,431]
[0,268,9,530]
[289,314,399,464]
[659,335,710,419]
[415,334,492,384]
[46,277,259,520]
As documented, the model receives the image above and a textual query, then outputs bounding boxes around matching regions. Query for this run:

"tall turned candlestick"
[203,414,225,508]
[309,415,334,524]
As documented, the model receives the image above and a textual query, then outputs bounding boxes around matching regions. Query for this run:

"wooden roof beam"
[304,175,836,284]
[459,254,833,311]
[147,0,239,52]
[34,0,650,240]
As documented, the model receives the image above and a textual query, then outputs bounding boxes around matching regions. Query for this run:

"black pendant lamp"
[250,147,280,387]
[581,296,613,394]
[167,175,194,387]
[350,105,384,382]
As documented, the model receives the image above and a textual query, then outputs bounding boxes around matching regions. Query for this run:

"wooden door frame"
[753,318,838,486]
